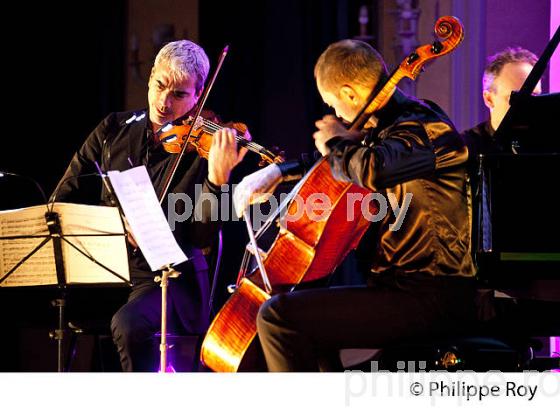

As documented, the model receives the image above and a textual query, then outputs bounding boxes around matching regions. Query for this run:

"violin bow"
[158,45,230,204]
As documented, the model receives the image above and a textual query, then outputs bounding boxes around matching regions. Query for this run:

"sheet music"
[0,206,56,286]
[54,203,129,284]
[0,203,130,287]
[107,166,187,271]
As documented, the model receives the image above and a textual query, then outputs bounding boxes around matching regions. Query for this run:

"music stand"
[105,165,189,373]
[0,202,131,372]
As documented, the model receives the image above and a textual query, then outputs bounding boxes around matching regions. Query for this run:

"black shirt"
[53,110,222,284]
[460,120,507,192]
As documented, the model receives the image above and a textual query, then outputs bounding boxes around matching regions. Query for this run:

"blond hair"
[314,39,388,93]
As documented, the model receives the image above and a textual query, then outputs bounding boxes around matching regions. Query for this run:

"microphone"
[93,161,120,208]
[91,161,137,254]
[48,169,132,254]
[48,172,101,212]
[0,170,48,206]
[47,173,102,242]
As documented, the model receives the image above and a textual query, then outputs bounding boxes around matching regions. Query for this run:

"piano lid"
[493,26,560,154]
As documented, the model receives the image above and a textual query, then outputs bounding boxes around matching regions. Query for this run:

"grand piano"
[470,27,560,369]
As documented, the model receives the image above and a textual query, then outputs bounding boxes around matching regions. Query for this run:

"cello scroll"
[400,16,464,80]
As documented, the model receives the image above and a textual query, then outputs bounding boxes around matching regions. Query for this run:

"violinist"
[53,40,248,371]
[233,39,477,371]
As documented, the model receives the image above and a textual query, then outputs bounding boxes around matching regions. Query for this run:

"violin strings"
[194,120,283,235]
[178,117,274,161]
[197,120,271,154]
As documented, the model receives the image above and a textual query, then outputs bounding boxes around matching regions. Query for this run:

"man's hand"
[208,128,249,186]
[313,115,362,156]
[233,164,282,218]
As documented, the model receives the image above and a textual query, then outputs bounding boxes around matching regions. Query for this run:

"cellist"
[233,39,477,371]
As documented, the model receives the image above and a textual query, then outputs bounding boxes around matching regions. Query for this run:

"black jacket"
[279,91,475,278]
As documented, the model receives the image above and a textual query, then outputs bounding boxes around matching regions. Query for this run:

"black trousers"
[111,268,209,372]
[256,273,477,371]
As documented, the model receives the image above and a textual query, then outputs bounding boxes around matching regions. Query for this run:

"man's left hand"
[313,115,362,156]
[208,128,249,186]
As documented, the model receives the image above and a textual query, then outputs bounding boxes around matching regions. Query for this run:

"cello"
[201,16,465,372]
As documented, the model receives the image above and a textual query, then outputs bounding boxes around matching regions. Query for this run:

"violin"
[156,45,283,204]
[156,115,284,166]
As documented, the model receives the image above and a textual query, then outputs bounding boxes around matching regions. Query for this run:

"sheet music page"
[0,203,130,286]
[108,166,188,271]
[0,205,57,286]
[53,203,130,284]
